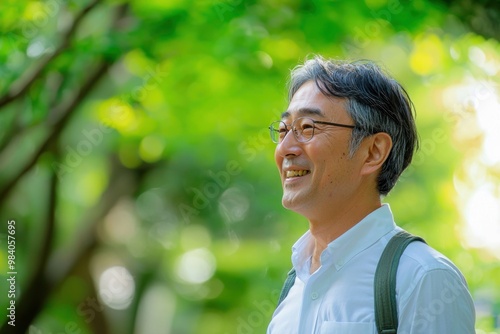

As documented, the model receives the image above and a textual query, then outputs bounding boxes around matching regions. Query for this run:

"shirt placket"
[298,272,324,333]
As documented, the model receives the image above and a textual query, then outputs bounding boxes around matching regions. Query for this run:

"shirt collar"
[291,230,315,279]
[291,204,396,276]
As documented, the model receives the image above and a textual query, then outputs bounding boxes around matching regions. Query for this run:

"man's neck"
[307,194,382,274]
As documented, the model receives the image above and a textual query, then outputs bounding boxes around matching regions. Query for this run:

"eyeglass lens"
[270,117,315,143]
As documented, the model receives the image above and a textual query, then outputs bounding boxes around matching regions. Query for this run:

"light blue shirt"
[267,204,475,334]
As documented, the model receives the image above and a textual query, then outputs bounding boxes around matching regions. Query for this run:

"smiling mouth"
[286,170,311,178]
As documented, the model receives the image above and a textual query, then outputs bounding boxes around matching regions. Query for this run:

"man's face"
[275,81,366,219]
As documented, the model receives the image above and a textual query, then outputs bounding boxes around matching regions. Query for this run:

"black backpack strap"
[374,231,426,334]
[277,268,296,306]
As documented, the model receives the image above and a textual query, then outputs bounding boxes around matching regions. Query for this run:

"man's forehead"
[281,107,325,120]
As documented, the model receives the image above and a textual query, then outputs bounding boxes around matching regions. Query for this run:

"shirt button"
[311,292,319,300]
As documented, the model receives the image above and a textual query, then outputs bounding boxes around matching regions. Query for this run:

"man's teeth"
[286,170,310,178]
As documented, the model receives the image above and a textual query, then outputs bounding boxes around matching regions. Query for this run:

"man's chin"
[281,193,306,211]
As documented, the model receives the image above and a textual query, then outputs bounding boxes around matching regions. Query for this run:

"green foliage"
[0,0,499,333]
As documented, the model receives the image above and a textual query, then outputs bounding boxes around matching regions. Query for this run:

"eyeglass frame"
[268,117,357,144]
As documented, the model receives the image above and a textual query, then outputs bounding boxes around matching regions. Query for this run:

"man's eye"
[301,124,314,132]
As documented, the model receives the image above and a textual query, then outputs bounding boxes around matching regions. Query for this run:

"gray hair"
[288,56,418,196]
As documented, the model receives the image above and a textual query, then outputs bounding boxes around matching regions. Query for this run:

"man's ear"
[360,132,392,176]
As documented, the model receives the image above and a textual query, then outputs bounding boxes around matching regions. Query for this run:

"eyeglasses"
[269,117,356,143]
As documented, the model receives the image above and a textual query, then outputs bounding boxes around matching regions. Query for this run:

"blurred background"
[0,0,499,333]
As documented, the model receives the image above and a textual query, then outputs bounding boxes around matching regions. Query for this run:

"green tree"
[0,0,499,333]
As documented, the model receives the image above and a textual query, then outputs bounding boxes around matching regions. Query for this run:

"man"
[266,56,475,333]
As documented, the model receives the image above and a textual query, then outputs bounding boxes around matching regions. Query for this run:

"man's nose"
[276,130,303,158]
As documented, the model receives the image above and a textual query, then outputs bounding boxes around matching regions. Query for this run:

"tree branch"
[437,0,500,41]
[0,110,23,153]
[0,59,111,205]
[0,158,141,334]
[0,153,59,334]
[0,0,102,109]
[51,158,141,286]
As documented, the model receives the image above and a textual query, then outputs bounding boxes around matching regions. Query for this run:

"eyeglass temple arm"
[313,120,356,129]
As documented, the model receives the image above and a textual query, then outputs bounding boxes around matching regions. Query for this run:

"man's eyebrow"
[281,107,325,119]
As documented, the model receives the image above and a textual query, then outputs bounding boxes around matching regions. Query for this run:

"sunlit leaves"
[1,0,500,333]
